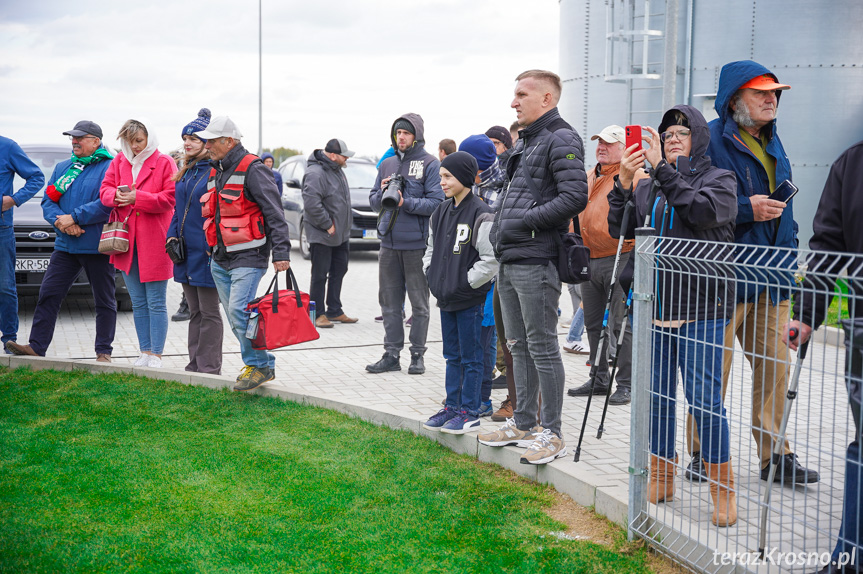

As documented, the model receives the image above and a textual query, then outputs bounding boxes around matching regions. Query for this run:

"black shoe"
[408,352,425,375]
[172,298,190,322]
[761,453,820,484]
[491,374,507,389]
[234,366,275,392]
[366,352,400,373]
[607,387,631,405]
[684,451,707,483]
[567,380,609,397]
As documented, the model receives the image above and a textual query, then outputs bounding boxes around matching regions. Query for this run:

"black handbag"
[165,171,200,265]
[518,159,591,284]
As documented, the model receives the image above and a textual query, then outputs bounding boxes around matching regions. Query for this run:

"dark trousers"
[309,241,349,318]
[835,320,863,569]
[480,324,496,402]
[29,250,116,356]
[181,283,223,375]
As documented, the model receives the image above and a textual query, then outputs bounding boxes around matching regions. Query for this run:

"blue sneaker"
[440,411,481,435]
[477,401,493,418]
[423,407,457,431]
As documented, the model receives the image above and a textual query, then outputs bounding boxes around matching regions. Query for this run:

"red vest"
[201,153,267,252]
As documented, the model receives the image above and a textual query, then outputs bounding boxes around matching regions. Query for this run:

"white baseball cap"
[590,125,625,145]
[195,116,243,140]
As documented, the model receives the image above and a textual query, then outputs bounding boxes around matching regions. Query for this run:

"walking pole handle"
[788,327,810,360]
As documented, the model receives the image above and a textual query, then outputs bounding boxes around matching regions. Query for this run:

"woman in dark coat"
[608,104,739,526]
[167,108,223,374]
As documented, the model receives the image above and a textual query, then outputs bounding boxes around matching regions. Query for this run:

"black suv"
[277,155,380,259]
[14,144,131,310]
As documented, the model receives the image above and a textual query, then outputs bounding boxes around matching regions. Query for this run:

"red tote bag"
[246,269,320,350]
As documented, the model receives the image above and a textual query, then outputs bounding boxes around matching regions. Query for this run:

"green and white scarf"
[46,148,114,202]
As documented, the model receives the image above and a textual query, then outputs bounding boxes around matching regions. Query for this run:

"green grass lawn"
[0,367,654,574]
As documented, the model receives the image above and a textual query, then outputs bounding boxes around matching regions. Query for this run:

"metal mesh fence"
[628,230,863,573]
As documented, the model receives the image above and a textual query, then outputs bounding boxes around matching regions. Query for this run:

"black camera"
[381,174,406,211]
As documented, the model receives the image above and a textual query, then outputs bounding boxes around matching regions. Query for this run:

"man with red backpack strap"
[195,116,292,391]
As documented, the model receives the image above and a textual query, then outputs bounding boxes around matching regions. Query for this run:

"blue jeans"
[567,308,585,343]
[480,324,497,402]
[498,262,565,437]
[211,260,274,370]
[566,283,584,342]
[123,252,168,354]
[0,226,17,346]
[651,318,730,464]
[440,304,484,416]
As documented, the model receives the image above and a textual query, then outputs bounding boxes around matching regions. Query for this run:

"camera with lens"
[381,174,406,211]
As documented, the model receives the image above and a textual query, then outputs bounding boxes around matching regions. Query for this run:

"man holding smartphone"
[680,60,819,486]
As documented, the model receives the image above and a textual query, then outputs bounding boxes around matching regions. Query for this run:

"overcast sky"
[0,0,559,159]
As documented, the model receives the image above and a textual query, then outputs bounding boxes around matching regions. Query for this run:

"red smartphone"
[625,125,643,152]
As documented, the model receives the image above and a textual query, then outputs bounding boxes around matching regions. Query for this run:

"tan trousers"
[686,292,792,469]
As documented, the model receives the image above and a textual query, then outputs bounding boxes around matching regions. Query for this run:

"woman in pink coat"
[100,119,177,368]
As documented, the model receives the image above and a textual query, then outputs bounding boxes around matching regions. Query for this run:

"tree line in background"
[263,147,303,165]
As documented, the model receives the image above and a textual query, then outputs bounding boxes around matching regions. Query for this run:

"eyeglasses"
[660,129,691,143]
[68,135,97,142]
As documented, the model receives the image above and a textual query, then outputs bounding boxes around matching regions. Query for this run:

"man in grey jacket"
[367,113,445,375]
[302,138,358,329]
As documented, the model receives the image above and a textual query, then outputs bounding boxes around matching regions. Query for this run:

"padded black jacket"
[491,108,588,264]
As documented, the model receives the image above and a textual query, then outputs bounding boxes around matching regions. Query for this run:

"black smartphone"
[768,180,798,203]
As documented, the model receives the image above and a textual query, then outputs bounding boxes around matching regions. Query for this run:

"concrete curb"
[1,355,630,528]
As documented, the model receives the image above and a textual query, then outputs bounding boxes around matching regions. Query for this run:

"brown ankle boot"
[705,460,738,527]
[648,454,677,503]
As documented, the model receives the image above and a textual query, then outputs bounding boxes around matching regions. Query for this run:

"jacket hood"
[390,113,425,150]
[714,60,785,125]
[308,149,339,170]
[261,152,274,161]
[657,104,712,173]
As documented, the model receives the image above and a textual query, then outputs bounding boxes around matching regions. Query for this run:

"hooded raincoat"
[608,105,738,323]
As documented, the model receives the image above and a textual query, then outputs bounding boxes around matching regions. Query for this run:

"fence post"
[628,227,656,541]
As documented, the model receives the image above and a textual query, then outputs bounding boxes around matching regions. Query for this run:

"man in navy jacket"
[6,121,114,360]
[684,60,818,485]
[367,113,445,375]
[0,135,44,351]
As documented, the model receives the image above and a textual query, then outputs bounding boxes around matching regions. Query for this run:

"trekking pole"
[758,326,809,558]
[596,287,633,439]
[573,198,634,462]
[596,170,661,440]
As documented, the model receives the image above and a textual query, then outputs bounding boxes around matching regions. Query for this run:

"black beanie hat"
[393,118,415,136]
[441,151,478,190]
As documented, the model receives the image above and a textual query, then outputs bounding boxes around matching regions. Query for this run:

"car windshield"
[344,162,377,189]
[13,148,71,199]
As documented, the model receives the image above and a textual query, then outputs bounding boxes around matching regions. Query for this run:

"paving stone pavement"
[13,246,854,573]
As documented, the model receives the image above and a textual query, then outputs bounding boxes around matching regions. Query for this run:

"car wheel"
[300,220,311,260]
[117,296,133,312]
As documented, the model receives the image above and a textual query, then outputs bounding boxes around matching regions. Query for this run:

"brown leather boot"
[705,460,738,527]
[648,454,677,504]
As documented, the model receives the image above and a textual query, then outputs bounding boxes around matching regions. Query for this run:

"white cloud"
[0,0,559,158]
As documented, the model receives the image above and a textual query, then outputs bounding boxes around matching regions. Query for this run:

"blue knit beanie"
[459,134,497,171]
[182,108,212,141]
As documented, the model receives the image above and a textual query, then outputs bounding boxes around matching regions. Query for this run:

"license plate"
[15,258,50,272]
[362,229,378,240]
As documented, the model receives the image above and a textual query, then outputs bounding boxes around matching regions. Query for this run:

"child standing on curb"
[422,152,499,434]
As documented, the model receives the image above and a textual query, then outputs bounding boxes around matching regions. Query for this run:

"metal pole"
[662,0,679,111]
[258,0,263,156]
[628,226,656,541]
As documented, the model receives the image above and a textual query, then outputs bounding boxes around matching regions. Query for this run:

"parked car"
[12,144,132,311]
[278,155,380,259]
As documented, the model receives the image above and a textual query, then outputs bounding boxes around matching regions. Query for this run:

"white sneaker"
[146,355,162,368]
[562,340,589,355]
[134,354,149,366]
